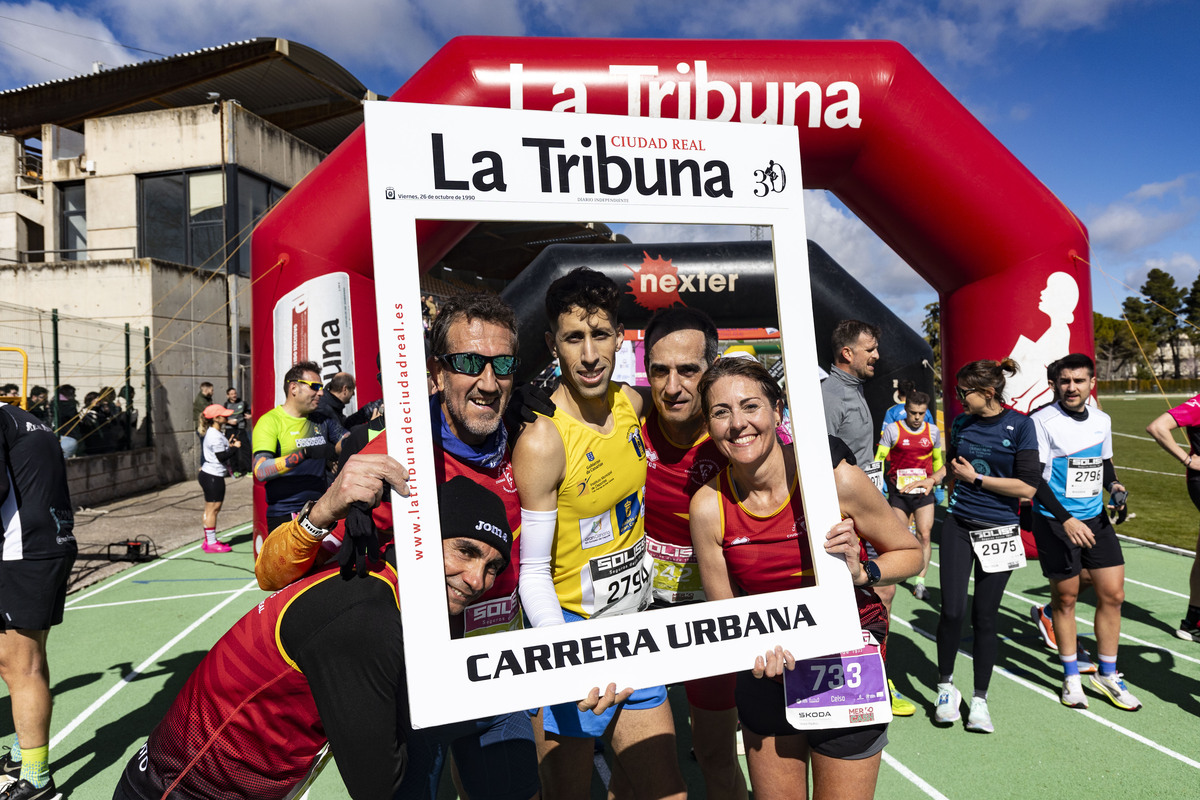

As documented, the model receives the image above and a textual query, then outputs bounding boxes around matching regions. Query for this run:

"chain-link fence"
[0,299,151,456]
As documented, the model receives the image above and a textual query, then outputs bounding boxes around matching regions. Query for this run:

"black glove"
[300,443,338,461]
[338,501,380,579]
[504,382,556,445]
[1108,488,1129,525]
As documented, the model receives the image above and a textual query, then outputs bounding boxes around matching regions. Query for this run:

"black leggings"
[936,514,1013,693]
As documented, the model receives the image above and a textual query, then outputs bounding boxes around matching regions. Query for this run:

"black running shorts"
[1032,513,1124,580]
[735,670,888,759]
[886,482,936,515]
[0,553,75,630]
[198,470,226,503]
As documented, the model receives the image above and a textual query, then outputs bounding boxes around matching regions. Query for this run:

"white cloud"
[1089,185,1198,255]
[0,1,137,87]
[89,0,526,94]
[1130,174,1194,201]
[803,191,936,329]
[1013,0,1127,32]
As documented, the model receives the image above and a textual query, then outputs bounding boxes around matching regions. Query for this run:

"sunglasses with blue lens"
[437,352,520,377]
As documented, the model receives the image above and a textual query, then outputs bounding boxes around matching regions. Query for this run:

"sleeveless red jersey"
[717,464,889,657]
[718,467,816,594]
[643,408,726,548]
[880,419,937,484]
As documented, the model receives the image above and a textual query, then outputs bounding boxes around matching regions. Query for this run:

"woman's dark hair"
[698,356,783,418]
[956,358,1019,405]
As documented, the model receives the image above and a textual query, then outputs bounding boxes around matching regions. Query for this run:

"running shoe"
[201,540,232,554]
[965,697,994,733]
[1060,675,1088,708]
[0,778,61,800]
[889,680,916,716]
[1089,673,1142,711]
[1074,640,1097,674]
[933,682,961,725]
[912,583,931,602]
[0,754,17,786]
[1176,618,1200,643]
[1030,603,1056,649]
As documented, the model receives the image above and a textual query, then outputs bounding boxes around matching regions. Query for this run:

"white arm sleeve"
[518,507,566,627]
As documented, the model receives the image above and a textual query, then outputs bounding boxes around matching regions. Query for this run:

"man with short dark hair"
[112,461,526,800]
[0,402,76,800]
[251,362,331,558]
[513,267,685,800]
[820,319,915,716]
[1031,353,1139,711]
[25,389,49,425]
[192,382,214,422]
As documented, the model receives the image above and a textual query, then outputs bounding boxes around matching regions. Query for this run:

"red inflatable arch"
[250,38,1092,543]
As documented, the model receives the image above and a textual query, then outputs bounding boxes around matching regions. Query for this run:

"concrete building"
[0,38,377,500]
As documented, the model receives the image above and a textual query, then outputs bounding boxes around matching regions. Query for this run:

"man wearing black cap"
[112,457,534,800]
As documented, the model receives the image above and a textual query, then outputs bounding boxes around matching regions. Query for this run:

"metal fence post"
[124,323,133,450]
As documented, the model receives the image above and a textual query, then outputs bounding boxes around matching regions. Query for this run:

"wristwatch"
[296,500,332,541]
[860,559,881,588]
[973,476,984,489]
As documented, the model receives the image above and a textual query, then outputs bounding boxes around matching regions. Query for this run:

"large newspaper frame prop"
[365,102,863,728]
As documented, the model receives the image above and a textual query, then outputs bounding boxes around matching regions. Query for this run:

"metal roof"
[0,38,378,154]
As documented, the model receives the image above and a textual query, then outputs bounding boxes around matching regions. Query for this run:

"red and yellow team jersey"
[643,408,725,604]
[878,419,942,489]
[718,467,815,595]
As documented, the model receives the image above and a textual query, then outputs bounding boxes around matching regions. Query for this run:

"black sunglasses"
[437,352,520,377]
[955,386,979,403]
[293,378,323,392]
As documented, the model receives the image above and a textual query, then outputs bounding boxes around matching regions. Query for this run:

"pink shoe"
[202,540,233,554]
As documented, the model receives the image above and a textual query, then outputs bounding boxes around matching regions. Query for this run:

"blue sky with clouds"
[1,0,1195,329]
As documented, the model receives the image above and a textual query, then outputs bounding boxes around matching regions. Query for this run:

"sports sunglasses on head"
[437,352,520,377]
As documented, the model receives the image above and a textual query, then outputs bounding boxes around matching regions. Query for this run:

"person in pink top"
[1146,395,1200,642]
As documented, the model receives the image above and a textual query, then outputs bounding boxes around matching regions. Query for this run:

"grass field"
[1095,394,1198,551]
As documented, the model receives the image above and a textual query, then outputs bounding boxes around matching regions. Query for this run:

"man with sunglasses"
[252,361,335,551]
[253,295,541,800]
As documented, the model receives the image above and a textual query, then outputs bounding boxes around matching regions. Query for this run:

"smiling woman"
[689,355,921,800]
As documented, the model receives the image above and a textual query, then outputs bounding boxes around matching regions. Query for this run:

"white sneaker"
[1089,672,1142,711]
[1061,675,1088,708]
[965,696,994,733]
[933,682,961,725]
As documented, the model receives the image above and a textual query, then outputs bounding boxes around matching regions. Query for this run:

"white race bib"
[863,461,885,492]
[896,467,927,492]
[969,524,1026,573]
[588,537,651,617]
[647,537,704,605]
[1065,456,1103,499]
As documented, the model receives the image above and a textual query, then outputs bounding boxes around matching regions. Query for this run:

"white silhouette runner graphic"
[1005,271,1079,413]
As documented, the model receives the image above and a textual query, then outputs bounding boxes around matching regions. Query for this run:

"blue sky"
[1,0,1196,330]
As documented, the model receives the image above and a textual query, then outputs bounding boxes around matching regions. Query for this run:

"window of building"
[234,171,286,276]
[139,170,226,268]
[59,183,86,260]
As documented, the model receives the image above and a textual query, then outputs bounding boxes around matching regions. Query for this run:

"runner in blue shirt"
[934,359,1040,734]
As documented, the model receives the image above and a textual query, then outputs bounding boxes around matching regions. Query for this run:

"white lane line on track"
[881,752,951,799]
[50,578,260,750]
[927,558,1200,667]
[891,615,1200,771]
[65,523,251,608]
[1112,464,1186,477]
[1112,431,1156,442]
[67,589,246,610]
[1124,578,1190,598]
